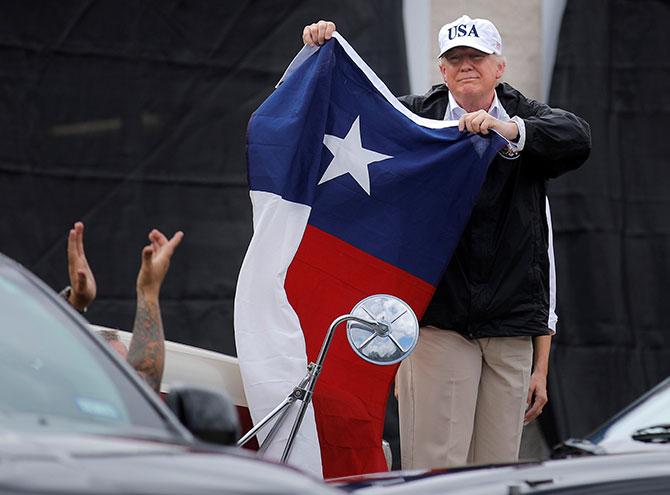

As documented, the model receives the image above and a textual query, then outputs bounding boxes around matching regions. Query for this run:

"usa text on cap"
[438,15,503,58]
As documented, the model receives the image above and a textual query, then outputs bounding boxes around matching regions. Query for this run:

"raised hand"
[136,230,184,299]
[66,221,97,311]
[302,20,337,46]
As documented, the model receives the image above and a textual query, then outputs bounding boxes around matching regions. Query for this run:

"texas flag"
[234,33,504,478]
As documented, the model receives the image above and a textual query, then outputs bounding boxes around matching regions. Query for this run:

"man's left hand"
[524,369,548,424]
[459,110,519,142]
[136,229,184,299]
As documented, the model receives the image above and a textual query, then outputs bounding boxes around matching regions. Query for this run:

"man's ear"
[438,61,449,83]
[496,58,506,79]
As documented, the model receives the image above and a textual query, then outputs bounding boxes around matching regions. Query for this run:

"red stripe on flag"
[285,225,435,478]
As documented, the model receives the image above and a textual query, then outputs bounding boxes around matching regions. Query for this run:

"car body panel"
[585,377,670,454]
[0,431,336,495]
[333,452,670,494]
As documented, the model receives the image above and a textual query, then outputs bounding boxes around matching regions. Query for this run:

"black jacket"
[399,82,591,338]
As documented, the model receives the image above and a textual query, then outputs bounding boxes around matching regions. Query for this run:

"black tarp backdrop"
[546,0,670,443]
[16,0,668,467]
[0,0,408,355]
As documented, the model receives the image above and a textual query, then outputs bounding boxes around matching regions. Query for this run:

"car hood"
[0,431,336,495]
[333,451,670,494]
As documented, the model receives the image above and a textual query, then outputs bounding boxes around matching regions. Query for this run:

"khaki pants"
[397,326,532,469]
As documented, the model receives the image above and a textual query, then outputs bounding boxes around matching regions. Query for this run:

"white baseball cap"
[438,15,503,58]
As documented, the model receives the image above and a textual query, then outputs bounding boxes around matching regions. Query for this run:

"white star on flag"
[319,116,393,195]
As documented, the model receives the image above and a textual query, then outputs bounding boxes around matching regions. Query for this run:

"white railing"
[89,325,247,407]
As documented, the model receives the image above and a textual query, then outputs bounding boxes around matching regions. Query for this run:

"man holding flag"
[304,16,590,470]
[236,13,589,478]
[237,22,506,477]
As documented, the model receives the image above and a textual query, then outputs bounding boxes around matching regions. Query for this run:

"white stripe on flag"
[234,190,322,476]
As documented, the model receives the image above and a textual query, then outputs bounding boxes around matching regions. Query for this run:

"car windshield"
[0,261,174,440]
[588,378,670,447]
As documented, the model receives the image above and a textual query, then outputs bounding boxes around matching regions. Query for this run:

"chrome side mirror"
[347,294,419,365]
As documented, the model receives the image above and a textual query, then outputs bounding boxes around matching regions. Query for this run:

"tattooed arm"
[128,290,165,392]
[127,229,184,392]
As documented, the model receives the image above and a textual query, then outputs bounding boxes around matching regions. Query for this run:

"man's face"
[439,47,504,105]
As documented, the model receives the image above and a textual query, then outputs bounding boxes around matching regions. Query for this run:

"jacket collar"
[421,82,518,117]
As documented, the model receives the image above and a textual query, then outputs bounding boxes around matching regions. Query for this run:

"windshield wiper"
[552,437,604,458]
[632,424,670,444]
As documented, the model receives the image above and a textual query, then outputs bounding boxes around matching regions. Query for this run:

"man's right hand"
[302,20,337,46]
[67,221,97,312]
